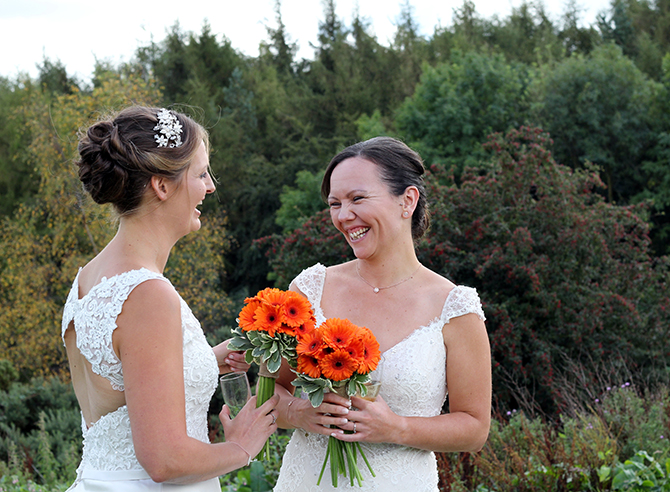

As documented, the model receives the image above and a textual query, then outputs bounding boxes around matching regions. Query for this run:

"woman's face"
[171,141,216,235]
[327,157,405,260]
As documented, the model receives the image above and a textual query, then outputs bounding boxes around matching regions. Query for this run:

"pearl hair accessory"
[154,109,183,148]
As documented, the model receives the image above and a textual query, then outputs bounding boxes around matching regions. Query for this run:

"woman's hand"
[286,392,352,436]
[213,339,251,374]
[220,394,279,459]
[329,395,403,444]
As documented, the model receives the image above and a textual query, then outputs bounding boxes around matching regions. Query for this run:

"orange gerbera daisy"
[238,300,261,331]
[257,287,289,307]
[321,318,357,351]
[343,337,366,365]
[296,329,323,357]
[282,293,314,328]
[357,328,381,374]
[297,354,322,379]
[253,303,284,336]
[293,315,316,339]
[319,348,359,381]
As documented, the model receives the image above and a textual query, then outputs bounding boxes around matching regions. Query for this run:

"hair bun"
[75,106,208,216]
[76,121,129,205]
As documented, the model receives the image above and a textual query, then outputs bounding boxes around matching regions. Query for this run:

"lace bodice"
[61,268,219,474]
[274,263,485,492]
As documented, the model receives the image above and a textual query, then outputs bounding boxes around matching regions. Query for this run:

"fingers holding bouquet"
[285,392,352,436]
[214,339,251,374]
[331,394,401,444]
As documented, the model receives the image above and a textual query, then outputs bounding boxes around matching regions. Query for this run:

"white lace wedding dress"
[273,264,485,492]
[61,268,221,491]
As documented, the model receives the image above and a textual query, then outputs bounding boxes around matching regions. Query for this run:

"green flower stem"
[255,375,276,460]
[317,434,372,487]
[355,442,375,477]
[317,440,331,485]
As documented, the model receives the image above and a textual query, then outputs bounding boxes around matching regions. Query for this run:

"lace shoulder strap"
[62,268,169,391]
[62,268,83,340]
[292,263,327,325]
[441,285,486,324]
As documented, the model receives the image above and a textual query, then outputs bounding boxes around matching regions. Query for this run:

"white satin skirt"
[66,468,221,491]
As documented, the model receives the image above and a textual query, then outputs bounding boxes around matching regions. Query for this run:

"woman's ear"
[150,175,170,201]
[402,186,420,217]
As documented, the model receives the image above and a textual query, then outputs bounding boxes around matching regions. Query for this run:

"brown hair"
[75,106,209,216]
[321,137,430,239]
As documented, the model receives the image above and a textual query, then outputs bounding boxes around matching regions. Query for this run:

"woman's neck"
[109,217,177,273]
[355,248,422,289]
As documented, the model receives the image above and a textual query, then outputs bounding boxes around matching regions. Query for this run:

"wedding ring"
[270,412,277,425]
[353,422,357,434]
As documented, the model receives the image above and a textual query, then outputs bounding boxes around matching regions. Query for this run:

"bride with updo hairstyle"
[62,106,279,492]
[76,106,207,216]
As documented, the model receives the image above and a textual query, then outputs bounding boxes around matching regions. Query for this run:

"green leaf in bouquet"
[347,378,358,397]
[244,350,255,365]
[266,349,282,373]
[252,345,268,360]
[350,373,371,397]
[247,331,261,344]
[227,328,254,351]
[308,388,326,407]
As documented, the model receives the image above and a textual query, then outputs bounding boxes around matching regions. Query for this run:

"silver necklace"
[356,261,421,294]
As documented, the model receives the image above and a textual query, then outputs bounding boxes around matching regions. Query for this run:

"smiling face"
[171,140,216,236]
[327,156,406,260]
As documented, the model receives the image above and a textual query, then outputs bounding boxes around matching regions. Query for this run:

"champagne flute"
[362,354,383,401]
[220,372,251,418]
[361,380,382,401]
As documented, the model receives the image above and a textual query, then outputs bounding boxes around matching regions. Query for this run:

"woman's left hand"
[329,395,402,444]
[214,339,251,374]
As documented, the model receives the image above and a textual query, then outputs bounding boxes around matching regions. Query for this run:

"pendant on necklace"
[373,287,379,293]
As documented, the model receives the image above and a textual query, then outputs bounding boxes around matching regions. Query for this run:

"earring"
[403,211,409,217]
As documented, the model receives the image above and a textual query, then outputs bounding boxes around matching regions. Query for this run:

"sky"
[0,0,612,83]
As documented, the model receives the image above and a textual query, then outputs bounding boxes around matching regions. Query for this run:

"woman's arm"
[332,312,491,453]
[117,280,278,484]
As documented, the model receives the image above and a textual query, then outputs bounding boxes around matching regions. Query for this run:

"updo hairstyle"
[75,106,209,216]
[321,136,430,240]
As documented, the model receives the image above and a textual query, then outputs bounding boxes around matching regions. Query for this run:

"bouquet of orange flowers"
[292,317,382,487]
[228,288,315,459]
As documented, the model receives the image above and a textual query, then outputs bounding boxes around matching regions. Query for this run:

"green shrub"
[603,451,670,491]
[596,384,670,461]
[0,376,80,486]
[219,433,291,491]
[471,411,616,491]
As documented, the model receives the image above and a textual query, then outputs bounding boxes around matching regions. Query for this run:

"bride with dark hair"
[272,137,492,491]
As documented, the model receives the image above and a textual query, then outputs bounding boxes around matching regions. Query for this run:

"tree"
[260,0,299,77]
[0,76,39,216]
[395,51,531,174]
[533,43,659,204]
[486,1,564,65]
[36,56,79,95]
[275,169,326,234]
[558,0,601,57]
